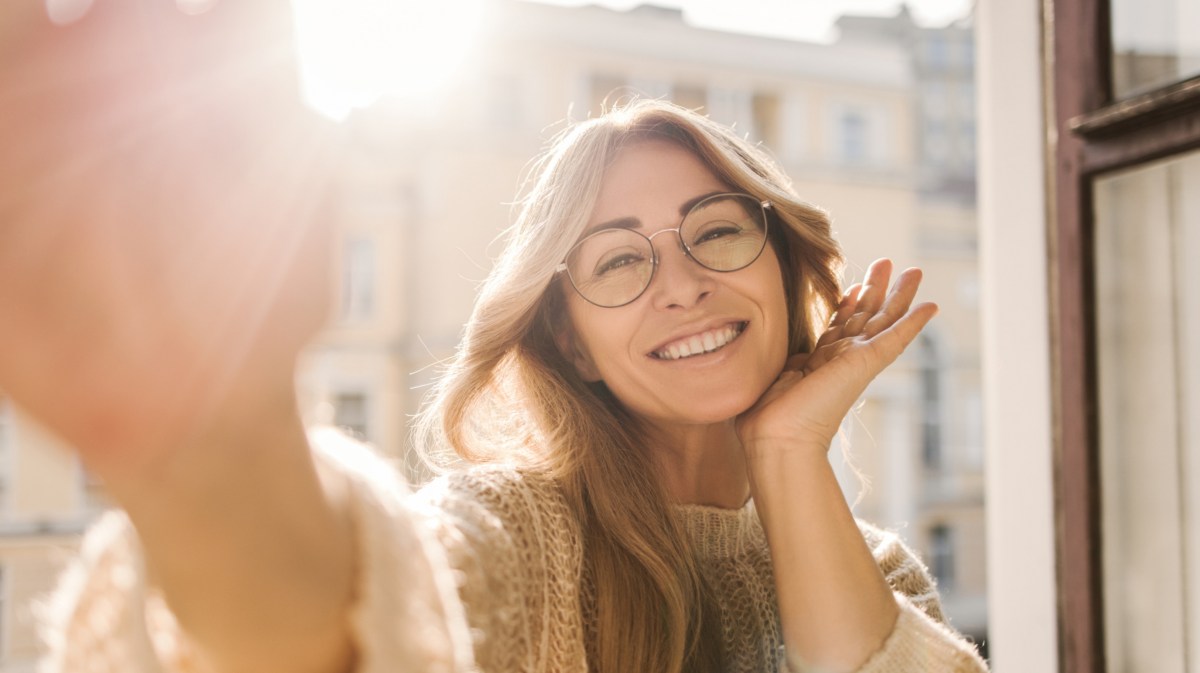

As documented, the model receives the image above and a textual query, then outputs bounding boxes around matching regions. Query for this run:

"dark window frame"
[1049,1,1200,672]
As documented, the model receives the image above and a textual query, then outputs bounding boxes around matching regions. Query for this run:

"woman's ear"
[555,324,602,382]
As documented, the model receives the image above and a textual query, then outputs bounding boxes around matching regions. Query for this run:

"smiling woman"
[289,0,484,120]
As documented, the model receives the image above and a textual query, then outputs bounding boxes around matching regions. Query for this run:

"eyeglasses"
[556,193,772,308]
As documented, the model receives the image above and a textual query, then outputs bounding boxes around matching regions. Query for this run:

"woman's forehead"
[590,140,730,223]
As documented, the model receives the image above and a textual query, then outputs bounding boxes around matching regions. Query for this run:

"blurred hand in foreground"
[0,0,338,481]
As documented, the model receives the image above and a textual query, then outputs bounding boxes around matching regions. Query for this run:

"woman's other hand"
[0,6,356,672]
[736,258,938,455]
[0,0,336,481]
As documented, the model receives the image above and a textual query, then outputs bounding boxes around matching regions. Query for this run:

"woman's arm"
[738,260,981,671]
[1,3,356,671]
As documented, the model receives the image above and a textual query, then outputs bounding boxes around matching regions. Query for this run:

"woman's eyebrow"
[584,190,730,236]
[584,216,640,236]
[678,190,726,217]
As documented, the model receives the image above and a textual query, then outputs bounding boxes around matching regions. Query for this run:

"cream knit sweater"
[39,435,987,673]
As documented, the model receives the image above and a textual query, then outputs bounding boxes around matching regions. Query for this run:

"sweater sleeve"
[37,430,476,673]
[409,467,587,673]
[779,522,987,673]
[842,523,988,673]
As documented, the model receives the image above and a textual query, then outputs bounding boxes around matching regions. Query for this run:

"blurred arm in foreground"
[0,3,364,671]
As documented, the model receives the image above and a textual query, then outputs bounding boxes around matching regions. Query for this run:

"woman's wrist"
[741,437,832,471]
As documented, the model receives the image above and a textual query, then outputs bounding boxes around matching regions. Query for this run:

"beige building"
[0,397,100,673]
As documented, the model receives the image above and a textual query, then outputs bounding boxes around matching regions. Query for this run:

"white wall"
[977,0,1059,670]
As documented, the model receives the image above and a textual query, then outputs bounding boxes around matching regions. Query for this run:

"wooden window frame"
[1049,0,1200,671]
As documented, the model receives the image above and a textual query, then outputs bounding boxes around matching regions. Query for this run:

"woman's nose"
[647,237,714,310]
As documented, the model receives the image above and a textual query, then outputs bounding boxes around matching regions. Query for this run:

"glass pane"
[1094,148,1200,673]
[1110,0,1200,98]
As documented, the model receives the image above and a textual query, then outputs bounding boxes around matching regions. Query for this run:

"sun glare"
[290,0,484,121]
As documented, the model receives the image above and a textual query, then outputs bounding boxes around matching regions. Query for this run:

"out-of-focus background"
[2,0,1197,670]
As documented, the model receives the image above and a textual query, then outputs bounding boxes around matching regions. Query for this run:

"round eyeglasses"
[556,193,772,308]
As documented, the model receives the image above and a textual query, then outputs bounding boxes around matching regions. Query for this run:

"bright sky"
[531,0,974,43]
[292,0,973,120]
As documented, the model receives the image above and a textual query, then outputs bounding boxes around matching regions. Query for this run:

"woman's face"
[561,139,791,428]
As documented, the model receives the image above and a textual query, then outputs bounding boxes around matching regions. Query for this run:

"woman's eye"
[595,252,644,275]
[692,222,744,244]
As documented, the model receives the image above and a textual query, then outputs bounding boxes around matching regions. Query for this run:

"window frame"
[1049,1,1200,671]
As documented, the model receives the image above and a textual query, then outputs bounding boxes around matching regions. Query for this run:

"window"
[929,524,955,592]
[341,236,375,322]
[919,335,944,472]
[1093,150,1199,673]
[838,110,869,164]
[333,391,370,441]
[1048,0,1200,670]
[1110,0,1200,97]
[706,88,753,136]
[924,35,948,69]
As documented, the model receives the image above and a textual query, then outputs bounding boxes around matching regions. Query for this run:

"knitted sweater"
[39,436,987,673]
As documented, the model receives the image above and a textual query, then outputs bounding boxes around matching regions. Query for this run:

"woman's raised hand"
[0,0,336,483]
[1,7,361,671]
[736,258,938,455]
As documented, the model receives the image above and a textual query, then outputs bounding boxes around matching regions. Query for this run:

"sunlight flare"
[290,0,485,120]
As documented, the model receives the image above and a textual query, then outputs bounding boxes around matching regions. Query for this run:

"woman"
[401,101,985,672]
[5,3,986,672]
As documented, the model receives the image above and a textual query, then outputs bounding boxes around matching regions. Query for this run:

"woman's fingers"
[812,283,862,351]
[862,267,923,338]
[832,283,863,326]
[843,259,893,335]
[871,300,939,362]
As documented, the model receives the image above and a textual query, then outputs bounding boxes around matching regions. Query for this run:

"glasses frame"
[555,192,773,308]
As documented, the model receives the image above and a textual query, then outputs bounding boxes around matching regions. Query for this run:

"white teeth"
[653,323,745,360]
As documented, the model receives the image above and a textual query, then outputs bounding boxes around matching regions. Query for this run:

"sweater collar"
[674,499,766,559]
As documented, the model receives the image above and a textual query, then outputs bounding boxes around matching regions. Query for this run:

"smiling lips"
[650,322,748,361]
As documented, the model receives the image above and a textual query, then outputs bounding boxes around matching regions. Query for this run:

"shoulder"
[856,520,947,624]
[411,464,583,577]
[414,464,574,529]
[413,465,587,670]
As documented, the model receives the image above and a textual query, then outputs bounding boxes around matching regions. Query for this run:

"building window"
[919,335,943,471]
[341,236,375,322]
[930,524,956,592]
[333,391,370,441]
[838,110,869,164]
[924,34,948,69]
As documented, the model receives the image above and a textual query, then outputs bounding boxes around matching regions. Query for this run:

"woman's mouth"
[650,322,747,361]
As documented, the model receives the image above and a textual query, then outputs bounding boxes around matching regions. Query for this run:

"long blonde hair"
[415,100,844,672]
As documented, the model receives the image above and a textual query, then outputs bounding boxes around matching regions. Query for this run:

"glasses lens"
[564,228,654,307]
[682,194,769,272]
